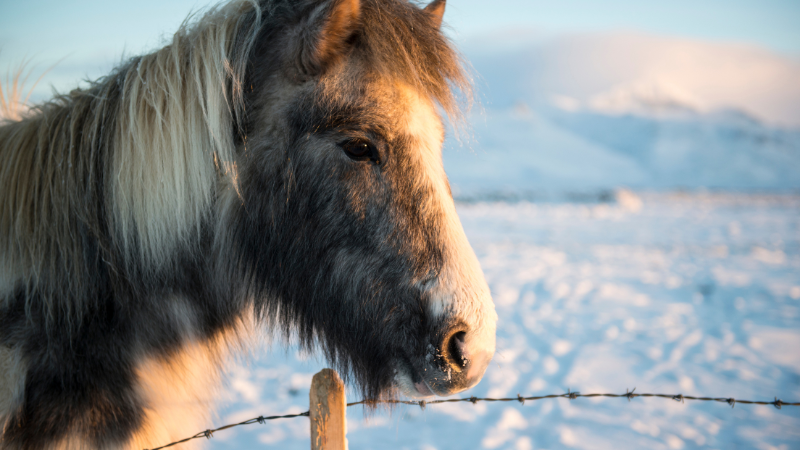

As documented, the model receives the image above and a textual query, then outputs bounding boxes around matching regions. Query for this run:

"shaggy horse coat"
[0,0,497,448]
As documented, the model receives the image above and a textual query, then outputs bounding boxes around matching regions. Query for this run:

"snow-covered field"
[208,191,800,450]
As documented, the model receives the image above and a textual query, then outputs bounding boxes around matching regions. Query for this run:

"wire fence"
[146,388,799,450]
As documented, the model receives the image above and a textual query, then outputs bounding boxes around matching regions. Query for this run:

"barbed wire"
[147,411,309,450]
[145,388,799,450]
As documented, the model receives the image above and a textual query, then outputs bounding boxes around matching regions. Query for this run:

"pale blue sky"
[0,0,798,97]
[448,0,800,53]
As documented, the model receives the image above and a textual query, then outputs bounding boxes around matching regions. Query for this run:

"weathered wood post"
[310,368,347,450]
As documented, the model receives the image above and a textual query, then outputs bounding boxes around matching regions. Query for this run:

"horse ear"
[424,0,446,30]
[295,0,361,78]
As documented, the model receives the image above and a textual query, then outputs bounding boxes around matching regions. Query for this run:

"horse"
[0,0,497,448]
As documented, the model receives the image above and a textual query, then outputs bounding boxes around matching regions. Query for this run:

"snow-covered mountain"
[547,106,800,189]
[443,32,800,198]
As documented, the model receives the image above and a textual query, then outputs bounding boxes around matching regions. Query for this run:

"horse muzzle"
[400,322,495,398]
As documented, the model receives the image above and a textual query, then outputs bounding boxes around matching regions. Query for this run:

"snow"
[444,108,650,197]
[586,80,702,116]
[445,30,800,196]
[443,104,800,197]
[208,192,800,450]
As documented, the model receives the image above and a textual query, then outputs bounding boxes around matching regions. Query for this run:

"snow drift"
[443,31,800,198]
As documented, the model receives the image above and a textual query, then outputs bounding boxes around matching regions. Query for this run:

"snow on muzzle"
[408,320,495,398]
[401,294,496,398]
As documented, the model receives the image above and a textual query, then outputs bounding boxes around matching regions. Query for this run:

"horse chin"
[392,360,436,399]
[395,376,436,399]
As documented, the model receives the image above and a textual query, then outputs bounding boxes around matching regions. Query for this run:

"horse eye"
[339,138,379,164]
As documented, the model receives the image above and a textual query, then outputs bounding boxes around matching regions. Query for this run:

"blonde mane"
[0,0,261,326]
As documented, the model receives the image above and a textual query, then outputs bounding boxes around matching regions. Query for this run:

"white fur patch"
[129,302,257,450]
[400,86,497,365]
[129,342,223,450]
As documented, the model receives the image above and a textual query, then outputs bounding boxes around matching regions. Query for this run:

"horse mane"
[0,0,470,333]
[0,0,263,330]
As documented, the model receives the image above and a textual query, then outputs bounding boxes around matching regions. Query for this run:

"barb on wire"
[144,411,309,450]
[566,389,579,400]
[146,391,800,450]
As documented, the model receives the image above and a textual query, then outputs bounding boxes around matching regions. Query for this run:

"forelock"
[353,0,471,122]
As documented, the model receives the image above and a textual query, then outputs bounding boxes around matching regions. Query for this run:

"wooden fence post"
[310,368,347,450]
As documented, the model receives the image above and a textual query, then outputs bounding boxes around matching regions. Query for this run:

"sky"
[446,0,800,53]
[1,0,799,55]
[0,0,798,120]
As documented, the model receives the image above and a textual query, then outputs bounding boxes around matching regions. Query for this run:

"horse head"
[224,0,497,400]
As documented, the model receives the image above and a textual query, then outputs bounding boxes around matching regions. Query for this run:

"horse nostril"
[445,331,468,371]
